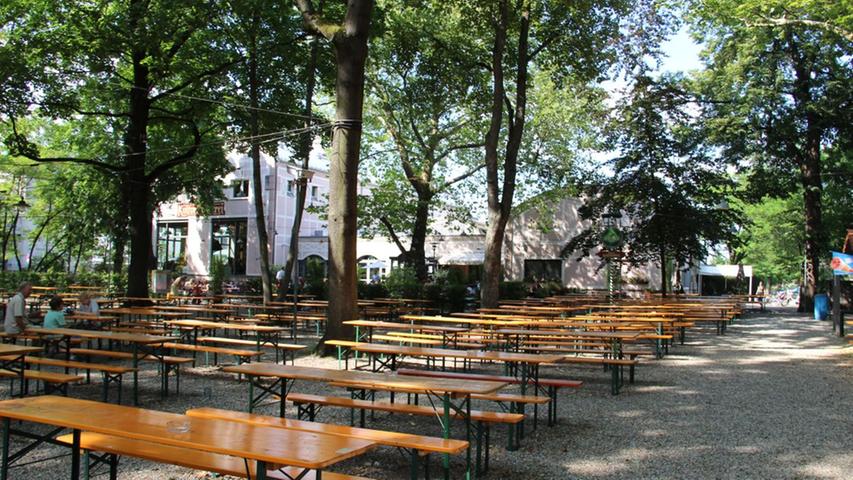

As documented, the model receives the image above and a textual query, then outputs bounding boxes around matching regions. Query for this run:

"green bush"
[500,281,527,300]
[358,281,388,299]
[209,258,227,295]
[384,267,421,299]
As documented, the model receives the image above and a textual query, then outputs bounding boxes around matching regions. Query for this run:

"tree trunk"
[280,8,321,300]
[111,233,126,274]
[248,17,273,304]
[10,211,22,271]
[1,208,10,272]
[409,193,432,280]
[123,17,153,302]
[799,148,822,312]
[126,185,153,300]
[788,31,823,313]
[481,0,527,308]
[321,1,374,350]
[659,245,668,297]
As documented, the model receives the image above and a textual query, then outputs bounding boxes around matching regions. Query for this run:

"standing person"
[4,282,32,335]
[77,292,100,315]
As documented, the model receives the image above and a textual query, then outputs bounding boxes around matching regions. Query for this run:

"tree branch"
[293,0,341,40]
[145,123,202,181]
[378,216,409,255]
[435,163,486,194]
[150,60,239,102]
[748,16,853,43]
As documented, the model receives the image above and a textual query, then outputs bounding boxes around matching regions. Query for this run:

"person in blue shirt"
[42,296,66,352]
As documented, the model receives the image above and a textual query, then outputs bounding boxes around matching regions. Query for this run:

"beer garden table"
[0,395,376,480]
[26,327,173,405]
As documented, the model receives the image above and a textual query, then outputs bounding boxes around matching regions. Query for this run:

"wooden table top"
[222,364,507,396]
[338,342,564,364]
[495,328,642,340]
[401,315,525,327]
[0,344,43,356]
[0,396,375,469]
[343,320,469,333]
[163,319,287,332]
[65,314,118,323]
[27,327,173,344]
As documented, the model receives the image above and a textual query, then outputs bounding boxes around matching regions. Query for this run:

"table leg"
[132,344,139,406]
[442,392,451,480]
[256,460,266,480]
[1,418,9,480]
[70,429,80,480]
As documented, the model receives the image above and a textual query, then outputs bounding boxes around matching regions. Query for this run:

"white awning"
[441,251,485,265]
[699,264,753,278]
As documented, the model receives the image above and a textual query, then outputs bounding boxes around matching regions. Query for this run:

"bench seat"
[197,336,307,351]
[70,348,194,365]
[0,368,82,395]
[56,433,370,480]
[186,407,468,455]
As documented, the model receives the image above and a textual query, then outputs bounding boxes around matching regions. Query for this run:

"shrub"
[209,258,227,295]
[384,267,421,299]
[500,281,527,300]
[358,281,388,299]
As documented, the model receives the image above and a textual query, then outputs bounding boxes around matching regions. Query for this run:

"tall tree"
[360,2,486,280]
[279,0,330,300]
[292,0,374,347]
[468,0,668,307]
[689,0,853,310]
[224,0,308,303]
[2,0,234,300]
[562,75,742,295]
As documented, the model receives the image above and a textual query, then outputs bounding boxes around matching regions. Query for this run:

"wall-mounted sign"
[211,201,226,216]
[177,203,197,217]
[177,201,226,217]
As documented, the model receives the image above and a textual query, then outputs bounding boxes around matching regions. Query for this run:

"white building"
[153,149,347,277]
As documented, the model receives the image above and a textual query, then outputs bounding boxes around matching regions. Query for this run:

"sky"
[658,27,705,74]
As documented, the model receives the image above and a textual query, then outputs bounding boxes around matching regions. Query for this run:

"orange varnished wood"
[187,407,469,454]
[27,327,172,344]
[163,319,287,333]
[222,363,507,396]
[327,341,564,364]
[0,344,42,356]
[56,433,369,480]
[0,396,376,469]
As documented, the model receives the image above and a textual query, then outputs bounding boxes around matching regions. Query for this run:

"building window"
[232,180,249,198]
[156,222,188,270]
[524,259,563,282]
[264,175,272,190]
[311,186,318,199]
[211,219,248,275]
[286,180,294,196]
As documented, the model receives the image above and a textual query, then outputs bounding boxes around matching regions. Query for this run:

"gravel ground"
[3,307,851,479]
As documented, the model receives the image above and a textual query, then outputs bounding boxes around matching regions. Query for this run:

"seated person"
[42,296,67,349]
[4,282,32,336]
[77,292,100,315]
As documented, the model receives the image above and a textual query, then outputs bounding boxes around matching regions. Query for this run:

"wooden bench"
[187,407,468,477]
[1,355,134,402]
[161,342,261,366]
[70,348,193,394]
[396,368,579,426]
[56,432,371,480]
[384,332,484,349]
[0,368,82,396]
[197,337,307,363]
[287,392,523,473]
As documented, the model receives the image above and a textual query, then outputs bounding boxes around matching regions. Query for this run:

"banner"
[830,251,853,276]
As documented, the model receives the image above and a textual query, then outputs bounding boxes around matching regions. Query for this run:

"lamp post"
[598,212,624,303]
